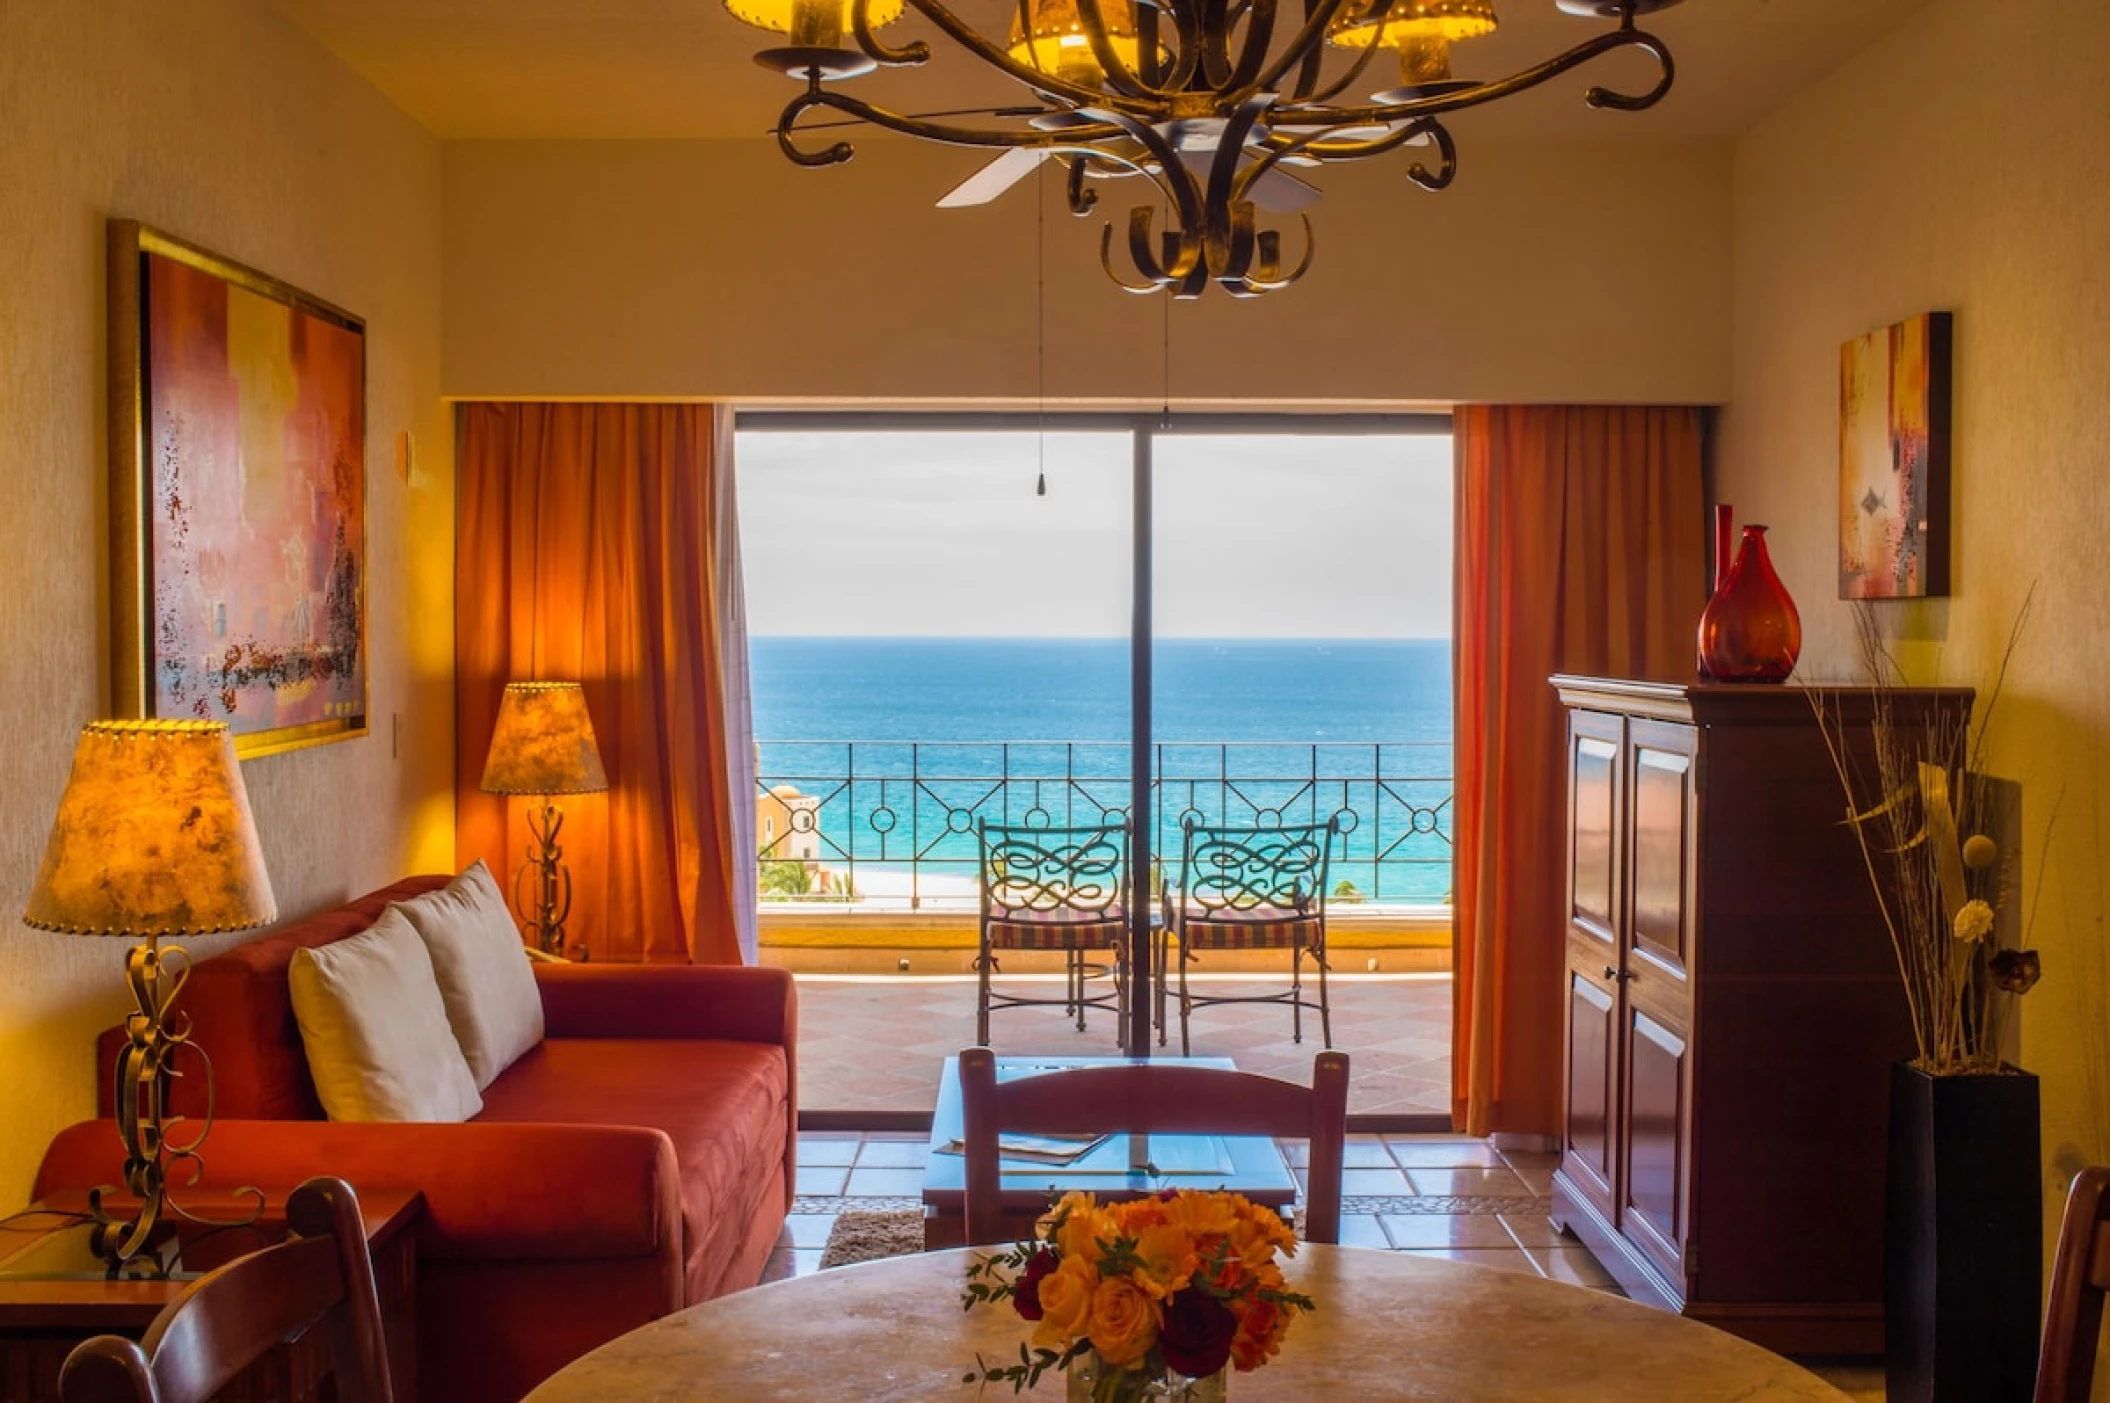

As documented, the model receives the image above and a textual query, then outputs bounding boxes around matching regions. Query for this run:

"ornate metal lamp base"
[98,937,262,1276]
[512,798,577,956]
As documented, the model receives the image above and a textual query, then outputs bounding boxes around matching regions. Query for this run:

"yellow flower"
[1161,1190,1237,1240]
[1032,1256,1100,1348]
[1054,1202,1120,1265]
[1128,1223,1200,1298]
[1226,1204,1296,1267]
[1087,1273,1162,1367]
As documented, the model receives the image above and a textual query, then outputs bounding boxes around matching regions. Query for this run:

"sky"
[735,428,1452,638]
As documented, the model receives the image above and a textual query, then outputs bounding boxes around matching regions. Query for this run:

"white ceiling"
[266,0,1930,143]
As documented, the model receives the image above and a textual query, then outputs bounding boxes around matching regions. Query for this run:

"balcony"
[759,740,1455,1123]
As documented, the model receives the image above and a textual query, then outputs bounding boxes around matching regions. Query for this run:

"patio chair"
[59,1176,392,1403]
[1161,816,1340,1055]
[975,820,1131,1046]
[959,1046,1349,1247]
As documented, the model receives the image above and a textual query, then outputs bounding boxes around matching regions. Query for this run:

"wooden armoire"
[1549,677,1973,1355]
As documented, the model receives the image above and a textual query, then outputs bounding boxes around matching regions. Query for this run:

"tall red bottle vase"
[1697,524,1802,684]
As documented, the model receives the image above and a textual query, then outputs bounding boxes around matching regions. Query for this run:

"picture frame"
[1838,310,1952,599]
[109,220,368,758]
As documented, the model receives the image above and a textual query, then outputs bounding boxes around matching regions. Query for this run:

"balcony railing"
[756,740,1451,910]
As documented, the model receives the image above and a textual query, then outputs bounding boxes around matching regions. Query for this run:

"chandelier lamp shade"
[23,719,277,1273]
[728,0,1682,297]
[480,681,609,956]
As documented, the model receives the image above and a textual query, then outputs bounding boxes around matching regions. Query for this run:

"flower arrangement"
[1813,598,2054,1075]
[962,1188,1315,1402]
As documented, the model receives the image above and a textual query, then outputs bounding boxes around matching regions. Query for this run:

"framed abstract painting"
[109,221,368,757]
[1838,311,1952,599]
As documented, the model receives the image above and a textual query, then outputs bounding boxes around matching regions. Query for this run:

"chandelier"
[727,0,1682,298]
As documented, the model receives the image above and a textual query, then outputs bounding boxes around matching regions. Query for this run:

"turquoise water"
[752,638,1452,905]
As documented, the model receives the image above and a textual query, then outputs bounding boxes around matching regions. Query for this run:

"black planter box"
[1886,1062,2042,1403]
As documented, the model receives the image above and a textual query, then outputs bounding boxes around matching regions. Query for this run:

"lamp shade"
[24,720,276,938]
[725,0,905,41]
[480,682,609,797]
[1330,0,1497,49]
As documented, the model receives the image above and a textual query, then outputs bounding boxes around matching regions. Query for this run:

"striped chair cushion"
[986,904,1128,951]
[1175,905,1323,951]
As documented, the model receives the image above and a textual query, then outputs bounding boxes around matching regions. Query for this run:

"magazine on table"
[936,1132,1235,1176]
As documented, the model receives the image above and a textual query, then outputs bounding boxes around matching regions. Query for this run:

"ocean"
[751,637,1452,905]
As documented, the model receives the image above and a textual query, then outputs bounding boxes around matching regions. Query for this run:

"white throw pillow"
[391,861,545,1089]
[289,906,483,1123]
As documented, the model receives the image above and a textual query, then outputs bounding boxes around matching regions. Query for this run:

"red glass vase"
[1697,524,1801,683]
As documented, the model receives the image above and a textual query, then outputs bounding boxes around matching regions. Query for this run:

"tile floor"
[797,973,1452,1117]
[764,1129,1886,1398]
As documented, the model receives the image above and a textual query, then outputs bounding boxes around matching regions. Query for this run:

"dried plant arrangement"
[1812,592,2054,1075]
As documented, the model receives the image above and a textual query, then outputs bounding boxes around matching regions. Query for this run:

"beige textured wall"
[1717,0,2110,1234]
[442,136,1732,407]
[0,0,453,1210]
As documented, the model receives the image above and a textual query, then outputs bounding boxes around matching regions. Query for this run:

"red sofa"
[34,876,796,1403]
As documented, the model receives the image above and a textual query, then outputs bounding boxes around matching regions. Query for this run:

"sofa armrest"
[535,963,796,1049]
[33,1119,682,1267]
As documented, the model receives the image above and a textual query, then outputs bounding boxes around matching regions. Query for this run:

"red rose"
[1013,1248,1057,1322]
[1158,1288,1238,1378]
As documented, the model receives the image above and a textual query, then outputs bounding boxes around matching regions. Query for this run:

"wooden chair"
[2036,1165,2110,1403]
[975,820,1131,1046]
[959,1046,1349,1248]
[1160,817,1340,1054]
[59,1176,393,1403]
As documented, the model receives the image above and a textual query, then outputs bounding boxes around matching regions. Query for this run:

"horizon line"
[749,633,1450,643]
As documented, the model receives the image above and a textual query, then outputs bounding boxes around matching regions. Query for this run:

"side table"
[0,1186,423,1403]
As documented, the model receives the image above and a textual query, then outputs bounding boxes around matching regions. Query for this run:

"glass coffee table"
[920,1054,1298,1249]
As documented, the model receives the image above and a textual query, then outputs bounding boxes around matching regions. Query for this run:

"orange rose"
[1087,1274,1163,1367]
[1032,1256,1100,1348]
[1229,1293,1283,1371]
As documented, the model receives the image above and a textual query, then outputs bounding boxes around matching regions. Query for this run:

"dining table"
[523,1243,1851,1401]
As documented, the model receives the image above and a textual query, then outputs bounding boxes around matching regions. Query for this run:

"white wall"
[0,0,454,1209]
[1716,0,2110,1235]
[442,135,1733,407]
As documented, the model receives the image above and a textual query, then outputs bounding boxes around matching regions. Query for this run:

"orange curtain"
[1451,405,1705,1137]
[455,402,747,964]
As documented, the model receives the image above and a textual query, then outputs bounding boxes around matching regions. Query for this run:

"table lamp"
[23,719,276,1271]
[480,681,608,955]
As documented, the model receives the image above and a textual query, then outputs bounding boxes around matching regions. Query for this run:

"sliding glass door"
[739,413,1451,1078]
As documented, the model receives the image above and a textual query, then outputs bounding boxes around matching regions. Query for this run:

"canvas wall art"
[110,222,368,757]
[1838,311,1952,599]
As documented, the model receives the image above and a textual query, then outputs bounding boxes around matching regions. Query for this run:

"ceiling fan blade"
[1174,153,1323,213]
[936,148,1049,208]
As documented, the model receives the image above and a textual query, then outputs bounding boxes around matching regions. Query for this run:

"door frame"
[738,409,1453,1054]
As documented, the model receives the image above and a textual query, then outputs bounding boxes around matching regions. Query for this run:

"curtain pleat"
[1451,405,1705,1136]
[455,402,748,965]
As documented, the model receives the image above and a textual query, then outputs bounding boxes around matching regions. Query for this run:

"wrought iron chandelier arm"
[1073,0,1159,101]
[1304,23,1674,128]
[1293,35,1380,107]
[1235,0,1365,105]
[1218,0,1282,96]
[776,86,1124,163]
[851,0,930,66]
[894,0,1163,115]
[1252,111,1445,166]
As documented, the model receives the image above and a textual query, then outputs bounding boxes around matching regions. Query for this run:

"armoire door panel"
[1564,969,1619,1208]
[1622,1006,1690,1278]
[1627,720,1697,983]
[1568,713,1623,945]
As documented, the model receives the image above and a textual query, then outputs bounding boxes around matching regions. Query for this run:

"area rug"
[818,1209,926,1269]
